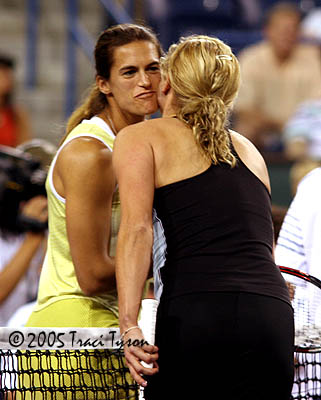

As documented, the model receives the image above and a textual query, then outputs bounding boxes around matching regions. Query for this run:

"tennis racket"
[279,266,321,353]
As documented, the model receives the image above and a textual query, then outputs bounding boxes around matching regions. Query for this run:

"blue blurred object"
[146,0,314,52]
[26,0,39,89]
[147,0,263,51]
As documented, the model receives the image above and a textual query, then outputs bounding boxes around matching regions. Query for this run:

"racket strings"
[282,273,321,352]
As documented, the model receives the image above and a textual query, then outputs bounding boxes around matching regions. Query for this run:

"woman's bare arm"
[113,126,159,385]
[56,137,116,295]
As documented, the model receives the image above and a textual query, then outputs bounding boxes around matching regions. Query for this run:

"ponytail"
[161,35,240,167]
[60,85,107,145]
[178,95,236,166]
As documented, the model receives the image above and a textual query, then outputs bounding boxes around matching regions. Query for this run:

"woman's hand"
[21,195,48,223]
[20,195,48,237]
[122,327,159,386]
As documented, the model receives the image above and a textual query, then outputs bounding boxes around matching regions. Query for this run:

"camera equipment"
[0,144,48,233]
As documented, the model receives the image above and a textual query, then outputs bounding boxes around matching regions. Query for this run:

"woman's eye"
[123,70,135,76]
[149,66,160,72]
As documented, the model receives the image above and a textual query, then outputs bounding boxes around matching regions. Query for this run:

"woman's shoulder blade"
[229,130,270,193]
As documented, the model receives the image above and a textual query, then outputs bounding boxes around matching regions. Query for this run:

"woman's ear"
[96,75,111,95]
[162,78,171,96]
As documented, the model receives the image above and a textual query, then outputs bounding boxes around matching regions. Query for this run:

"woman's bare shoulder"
[57,136,113,184]
[60,136,111,161]
[117,118,162,137]
[230,129,266,162]
[229,130,271,193]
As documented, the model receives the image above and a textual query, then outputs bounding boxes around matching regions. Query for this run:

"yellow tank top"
[34,117,119,317]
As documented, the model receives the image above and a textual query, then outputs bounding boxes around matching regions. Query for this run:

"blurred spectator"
[301,6,321,49]
[0,196,47,326]
[284,99,321,162]
[0,140,55,326]
[233,2,321,151]
[0,54,32,147]
[289,157,321,195]
[275,167,321,280]
[281,7,321,194]
[283,98,321,193]
[6,299,37,327]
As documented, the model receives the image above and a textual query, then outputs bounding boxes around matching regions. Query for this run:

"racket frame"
[279,266,321,353]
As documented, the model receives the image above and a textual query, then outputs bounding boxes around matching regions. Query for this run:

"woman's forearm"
[0,233,44,304]
[116,222,153,332]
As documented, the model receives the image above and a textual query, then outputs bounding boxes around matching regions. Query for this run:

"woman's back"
[141,117,288,303]
[140,116,270,192]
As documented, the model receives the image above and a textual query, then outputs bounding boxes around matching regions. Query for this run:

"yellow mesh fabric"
[17,350,137,400]
[28,119,120,325]
[22,119,137,399]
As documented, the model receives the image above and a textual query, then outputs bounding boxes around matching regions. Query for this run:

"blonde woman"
[114,35,294,400]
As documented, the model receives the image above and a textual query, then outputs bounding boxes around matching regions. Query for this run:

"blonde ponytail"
[161,35,240,166]
[178,95,235,166]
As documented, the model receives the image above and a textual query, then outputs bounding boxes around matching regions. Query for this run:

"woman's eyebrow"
[119,61,160,73]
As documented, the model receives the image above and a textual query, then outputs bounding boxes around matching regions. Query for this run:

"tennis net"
[292,351,321,400]
[1,329,320,399]
[0,327,139,400]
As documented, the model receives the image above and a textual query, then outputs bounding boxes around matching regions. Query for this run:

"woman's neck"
[161,90,179,118]
[98,107,144,135]
[162,107,178,119]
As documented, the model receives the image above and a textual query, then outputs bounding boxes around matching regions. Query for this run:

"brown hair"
[63,23,162,142]
[263,2,301,27]
[161,35,240,166]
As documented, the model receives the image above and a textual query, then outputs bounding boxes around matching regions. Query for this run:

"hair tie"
[202,95,215,102]
[216,55,233,61]
[202,95,221,102]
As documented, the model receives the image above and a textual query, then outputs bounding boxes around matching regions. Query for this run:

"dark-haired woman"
[27,22,161,328]
[23,24,161,399]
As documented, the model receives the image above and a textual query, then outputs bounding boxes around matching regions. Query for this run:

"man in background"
[233,2,321,151]
[275,167,321,280]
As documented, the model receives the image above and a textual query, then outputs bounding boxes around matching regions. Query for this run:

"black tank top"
[153,145,290,305]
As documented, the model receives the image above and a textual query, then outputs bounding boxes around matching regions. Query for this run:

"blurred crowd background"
[0,0,320,206]
[1,0,321,210]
